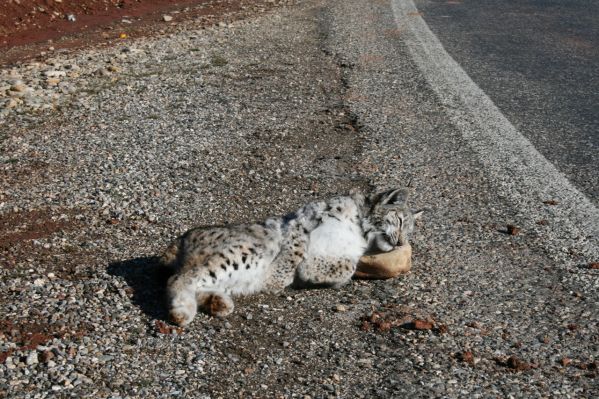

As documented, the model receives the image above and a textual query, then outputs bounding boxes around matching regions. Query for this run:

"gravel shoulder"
[1,0,597,398]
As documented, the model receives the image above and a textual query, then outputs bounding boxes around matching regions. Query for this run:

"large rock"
[354,244,412,279]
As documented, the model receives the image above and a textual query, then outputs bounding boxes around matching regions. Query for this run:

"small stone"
[33,278,45,286]
[411,319,434,330]
[163,15,173,22]
[496,355,531,371]
[40,351,54,363]
[67,14,76,22]
[44,70,66,78]
[588,262,599,270]
[323,384,335,392]
[26,352,39,365]
[457,351,474,365]
[506,225,521,235]
[5,98,19,109]
[10,82,28,92]
[334,304,347,312]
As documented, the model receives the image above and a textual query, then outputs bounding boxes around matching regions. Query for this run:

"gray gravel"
[1,0,597,398]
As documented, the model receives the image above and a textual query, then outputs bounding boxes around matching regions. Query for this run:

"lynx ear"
[349,188,365,208]
[368,188,409,208]
[381,188,409,206]
[413,209,424,219]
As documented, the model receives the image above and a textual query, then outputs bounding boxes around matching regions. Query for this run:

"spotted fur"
[163,188,422,326]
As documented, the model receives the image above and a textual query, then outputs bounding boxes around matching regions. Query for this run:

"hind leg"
[197,291,234,317]
[168,282,234,324]
[167,274,198,327]
[297,257,356,288]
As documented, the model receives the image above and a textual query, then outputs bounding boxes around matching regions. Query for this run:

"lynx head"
[359,188,423,253]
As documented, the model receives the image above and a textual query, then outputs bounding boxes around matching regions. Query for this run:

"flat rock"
[354,244,412,279]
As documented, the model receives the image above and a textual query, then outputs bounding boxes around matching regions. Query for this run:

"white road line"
[392,0,598,259]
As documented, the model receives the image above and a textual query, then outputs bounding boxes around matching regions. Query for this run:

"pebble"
[10,81,27,92]
[5,98,19,108]
[44,70,66,78]
[26,352,39,366]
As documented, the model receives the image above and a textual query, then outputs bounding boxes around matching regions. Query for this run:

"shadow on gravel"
[107,256,173,322]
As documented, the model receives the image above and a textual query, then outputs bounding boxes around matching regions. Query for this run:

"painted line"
[391,0,598,259]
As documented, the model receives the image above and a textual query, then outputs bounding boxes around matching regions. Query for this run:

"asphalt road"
[414,0,599,205]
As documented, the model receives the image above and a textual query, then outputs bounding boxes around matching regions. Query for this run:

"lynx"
[162,188,422,326]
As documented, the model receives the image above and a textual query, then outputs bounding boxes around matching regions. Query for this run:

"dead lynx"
[162,188,422,326]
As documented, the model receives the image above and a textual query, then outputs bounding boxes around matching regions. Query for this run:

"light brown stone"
[354,244,412,279]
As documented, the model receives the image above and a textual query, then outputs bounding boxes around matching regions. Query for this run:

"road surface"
[415,0,599,204]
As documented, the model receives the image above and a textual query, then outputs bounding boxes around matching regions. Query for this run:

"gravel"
[1,0,597,398]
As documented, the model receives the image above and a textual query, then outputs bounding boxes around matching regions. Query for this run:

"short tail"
[160,237,182,270]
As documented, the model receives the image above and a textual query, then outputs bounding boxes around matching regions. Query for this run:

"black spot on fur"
[233,262,239,270]
[242,255,248,264]
[209,271,216,279]
[303,228,309,234]
[246,264,251,270]
[336,206,342,212]
[248,247,257,254]
[220,264,227,271]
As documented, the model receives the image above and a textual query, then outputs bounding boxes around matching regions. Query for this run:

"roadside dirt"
[0,0,283,65]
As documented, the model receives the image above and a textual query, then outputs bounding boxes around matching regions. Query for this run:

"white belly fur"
[308,218,366,262]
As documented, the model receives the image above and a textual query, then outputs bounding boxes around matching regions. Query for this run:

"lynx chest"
[307,217,366,262]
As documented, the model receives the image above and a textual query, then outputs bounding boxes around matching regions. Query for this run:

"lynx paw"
[168,286,198,326]
[169,304,196,327]
[204,293,234,317]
